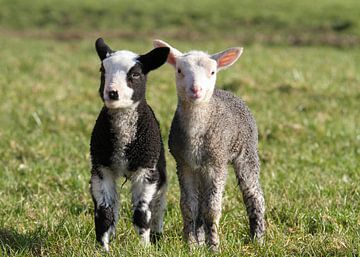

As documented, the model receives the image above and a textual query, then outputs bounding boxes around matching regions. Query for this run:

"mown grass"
[1,0,360,256]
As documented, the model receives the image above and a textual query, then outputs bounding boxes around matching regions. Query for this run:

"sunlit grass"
[0,36,359,256]
[1,0,360,254]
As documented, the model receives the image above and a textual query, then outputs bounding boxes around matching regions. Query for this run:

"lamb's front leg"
[177,163,200,247]
[90,169,119,251]
[201,166,228,251]
[131,168,159,245]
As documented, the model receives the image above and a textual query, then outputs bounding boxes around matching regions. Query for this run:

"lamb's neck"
[106,105,139,136]
[177,99,213,136]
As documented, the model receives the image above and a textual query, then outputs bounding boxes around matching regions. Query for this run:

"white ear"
[211,47,243,71]
[153,39,182,67]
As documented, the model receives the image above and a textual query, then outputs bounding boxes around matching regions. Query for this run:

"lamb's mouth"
[189,93,203,101]
[105,99,131,109]
[105,99,139,109]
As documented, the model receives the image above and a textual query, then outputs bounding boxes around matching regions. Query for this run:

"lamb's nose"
[108,90,119,100]
[191,86,201,95]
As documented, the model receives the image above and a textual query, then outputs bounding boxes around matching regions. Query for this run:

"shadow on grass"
[0,227,46,255]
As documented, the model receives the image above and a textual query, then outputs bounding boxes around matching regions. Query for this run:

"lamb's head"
[153,39,243,104]
[95,38,169,109]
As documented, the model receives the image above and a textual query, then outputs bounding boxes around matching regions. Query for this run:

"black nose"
[108,90,119,100]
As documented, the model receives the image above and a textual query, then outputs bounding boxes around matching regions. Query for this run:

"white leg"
[90,168,119,251]
[131,168,158,245]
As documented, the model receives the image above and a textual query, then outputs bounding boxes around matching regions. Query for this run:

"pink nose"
[191,86,202,95]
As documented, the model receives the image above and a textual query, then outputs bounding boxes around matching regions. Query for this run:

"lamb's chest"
[109,144,129,175]
[184,135,206,169]
[109,114,138,176]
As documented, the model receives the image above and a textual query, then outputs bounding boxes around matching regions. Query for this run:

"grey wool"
[153,39,265,250]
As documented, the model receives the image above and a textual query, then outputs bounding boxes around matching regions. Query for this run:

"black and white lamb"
[90,38,169,251]
[153,40,265,250]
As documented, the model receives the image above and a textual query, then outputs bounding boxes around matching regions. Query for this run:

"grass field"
[0,0,359,256]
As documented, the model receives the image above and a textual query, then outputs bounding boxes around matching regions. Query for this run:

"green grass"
[1,0,360,256]
[1,0,360,46]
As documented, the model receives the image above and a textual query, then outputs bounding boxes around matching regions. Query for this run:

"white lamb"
[153,40,265,250]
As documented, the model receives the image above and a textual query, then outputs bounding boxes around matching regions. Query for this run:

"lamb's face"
[95,38,169,110]
[101,51,145,109]
[176,52,217,103]
[153,39,243,105]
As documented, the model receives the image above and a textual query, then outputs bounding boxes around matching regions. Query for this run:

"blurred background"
[0,0,359,46]
[0,0,359,256]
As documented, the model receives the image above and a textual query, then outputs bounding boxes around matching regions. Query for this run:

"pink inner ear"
[218,50,239,68]
[168,53,176,66]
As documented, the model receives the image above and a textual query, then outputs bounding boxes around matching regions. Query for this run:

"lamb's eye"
[177,68,181,74]
[132,73,140,79]
[211,71,215,75]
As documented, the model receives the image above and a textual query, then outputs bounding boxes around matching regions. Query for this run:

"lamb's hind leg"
[195,214,205,245]
[90,168,119,251]
[149,181,167,243]
[131,168,159,245]
[149,151,167,243]
[233,151,265,242]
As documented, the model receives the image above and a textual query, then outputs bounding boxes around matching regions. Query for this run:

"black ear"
[138,47,170,74]
[95,38,113,61]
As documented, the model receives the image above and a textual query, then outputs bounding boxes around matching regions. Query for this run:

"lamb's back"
[212,89,258,157]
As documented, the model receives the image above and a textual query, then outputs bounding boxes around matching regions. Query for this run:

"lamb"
[153,39,265,250]
[89,38,169,251]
